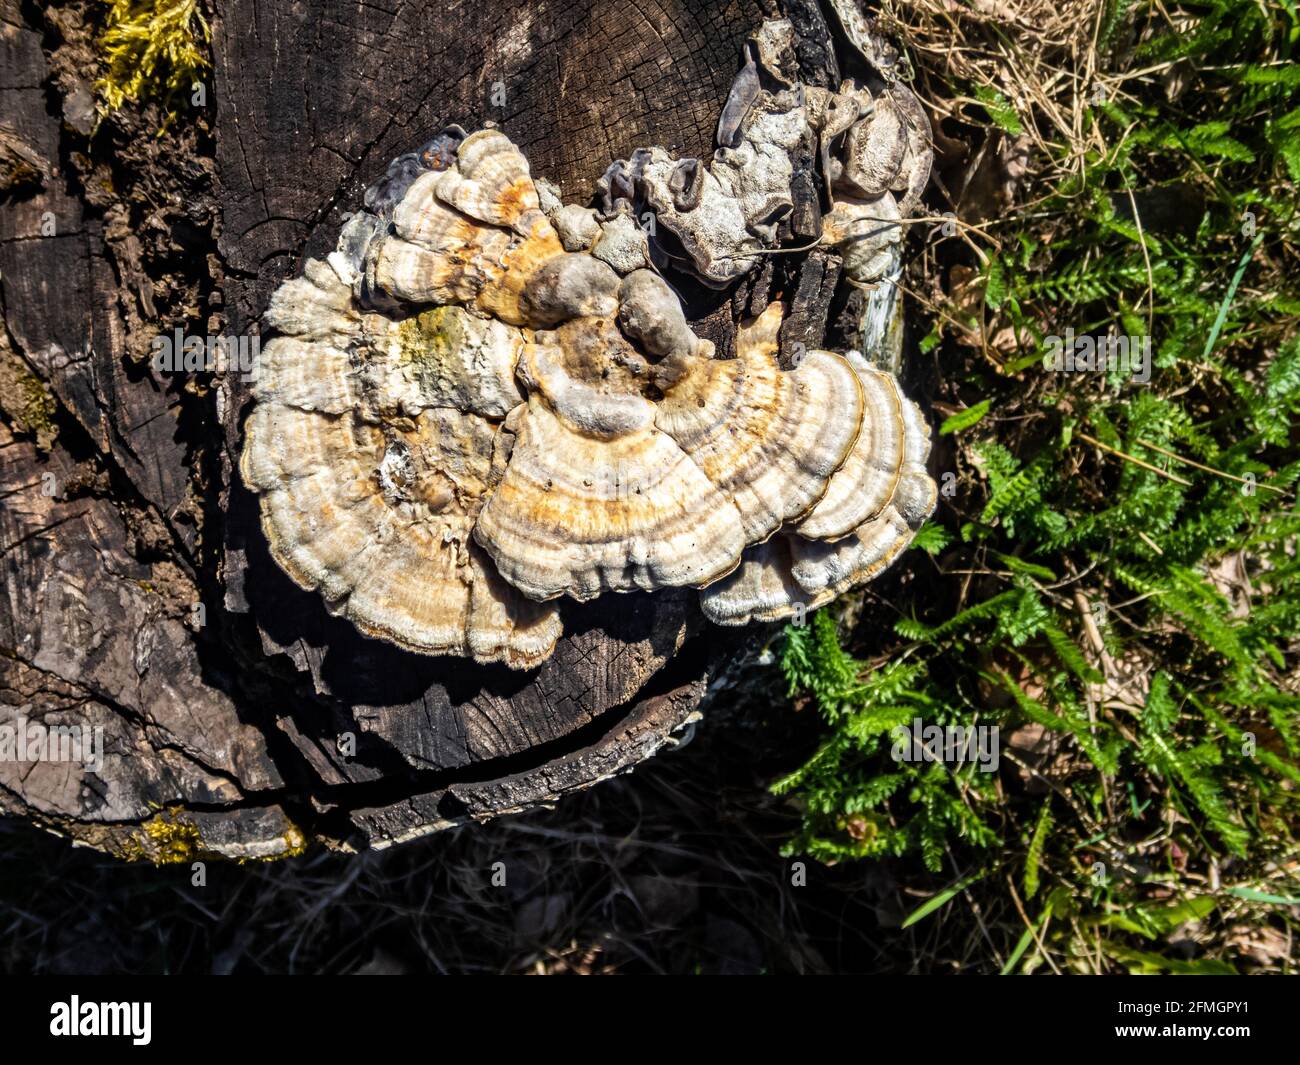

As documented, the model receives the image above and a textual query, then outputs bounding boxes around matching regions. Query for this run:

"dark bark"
[0,0,836,860]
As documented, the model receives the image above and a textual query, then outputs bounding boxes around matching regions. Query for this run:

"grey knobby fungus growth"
[240,18,937,669]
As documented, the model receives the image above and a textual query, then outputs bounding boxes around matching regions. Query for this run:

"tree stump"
[0,0,851,859]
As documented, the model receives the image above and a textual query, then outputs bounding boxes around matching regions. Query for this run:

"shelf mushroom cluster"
[240,21,937,670]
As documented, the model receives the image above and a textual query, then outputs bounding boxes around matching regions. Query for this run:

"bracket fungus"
[241,19,938,669]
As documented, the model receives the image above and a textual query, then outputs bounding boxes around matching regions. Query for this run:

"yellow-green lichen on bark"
[0,340,58,451]
[126,807,204,864]
[115,808,311,865]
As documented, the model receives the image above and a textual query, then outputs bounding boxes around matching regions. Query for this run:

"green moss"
[775,0,1299,972]
[94,0,210,128]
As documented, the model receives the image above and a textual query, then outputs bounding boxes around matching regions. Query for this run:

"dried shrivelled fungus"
[241,19,938,669]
